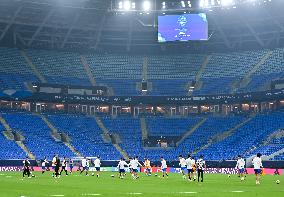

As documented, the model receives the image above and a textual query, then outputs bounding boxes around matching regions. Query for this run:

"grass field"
[0,172,283,197]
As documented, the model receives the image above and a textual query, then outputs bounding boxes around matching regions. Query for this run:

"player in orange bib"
[144,158,151,176]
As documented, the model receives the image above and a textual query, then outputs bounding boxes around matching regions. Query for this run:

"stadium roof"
[0,0,283,53]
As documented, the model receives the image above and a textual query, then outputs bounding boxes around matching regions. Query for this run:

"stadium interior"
[0,0,284,168]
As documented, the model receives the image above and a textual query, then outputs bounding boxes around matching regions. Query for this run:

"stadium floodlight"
[123,1,131,10]
[200,0,205,7]
[211,0,215,6]
[221,0,234,6]
[143,1,151,11]
[181,1,186,8]
[188,1,192,7]
[205,0,209,7]
[162,1,166,9]
[132,2,136,9]
[118,1,123,9]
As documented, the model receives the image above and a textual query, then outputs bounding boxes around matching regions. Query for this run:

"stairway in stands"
[21,50,47,83]
[38,114,82,157]
[140,117,148,141]
[94,115,129,159]
[232,50,273,93]
[193,115,255,155]
[0,113,35,159]
[81,55,96,86]
[176,118,207,146]
[190,55,212,96]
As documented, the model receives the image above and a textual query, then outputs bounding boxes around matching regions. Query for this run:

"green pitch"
[0,172,283,197]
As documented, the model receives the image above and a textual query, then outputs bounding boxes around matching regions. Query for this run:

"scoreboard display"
[158,13,208,42]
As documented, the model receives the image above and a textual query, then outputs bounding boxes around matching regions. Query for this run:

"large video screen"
[158,13,208,42]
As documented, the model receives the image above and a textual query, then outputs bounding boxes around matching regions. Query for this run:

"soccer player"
[41,157,48,174]
[54,156,61,178]
[51,154,57,177]
[160,157,168,178]
[196,155,206,182]
[128,157,133,174]
[94,156,101,178]
[69,159,74,174]
[60,157,68,176]
[179,155,187,179]
[23,157,31,178]
[186,154,194,181]
[80,157,89,176]
[235,155,246,181]
[252,153,263,185]
[144,158,151,176]
[117,158,128,179]
[130,156,142,179]
[191,157,197,181]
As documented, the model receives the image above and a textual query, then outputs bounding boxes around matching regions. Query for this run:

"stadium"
[0,0,284,196]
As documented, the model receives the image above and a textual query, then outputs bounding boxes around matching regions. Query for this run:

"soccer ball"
[276,180,280,184]
[111,174,115,178]
[154,174,158,177]
[91,173,95,176]
[31,174,35,178]
[228,175,231,178]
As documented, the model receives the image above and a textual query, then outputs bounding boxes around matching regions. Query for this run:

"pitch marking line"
[81,194,101,196]
[49,195,65,197]
[231,191,244,193]
[178,192,197,194]
[127,193,143,195]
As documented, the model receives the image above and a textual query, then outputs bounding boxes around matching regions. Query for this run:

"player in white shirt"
[160,157,168,178]
[186,155,194,181]
[52,154,57,177]
[41,157,48,174]
[129,156,142,179]
[80,157,89,176]
[196,155,206,182]
[252,153,263,185]
[117,158,129,179]
[94,156,101,178]
[179,155,187,179]
[60,157,68,176]
[235,155,246,181]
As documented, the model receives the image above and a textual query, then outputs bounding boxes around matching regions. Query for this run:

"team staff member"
[54,155,61,178]
[197,155,206,182]
[23,157,31,178]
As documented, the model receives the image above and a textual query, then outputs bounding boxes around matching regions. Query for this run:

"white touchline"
[81,194,101,196]
[231,191,244,193]
[178,192,197,194]
[50,195,65,197]
[127,193,143,195]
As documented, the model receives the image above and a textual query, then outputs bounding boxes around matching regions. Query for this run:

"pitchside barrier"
[0,160,283,175]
